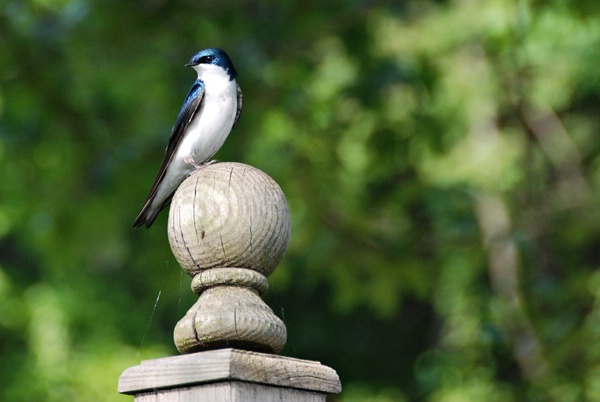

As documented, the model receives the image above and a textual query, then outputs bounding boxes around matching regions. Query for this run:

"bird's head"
[186,48,237,81]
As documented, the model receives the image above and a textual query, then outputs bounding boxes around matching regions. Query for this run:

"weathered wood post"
[119,162,341,401]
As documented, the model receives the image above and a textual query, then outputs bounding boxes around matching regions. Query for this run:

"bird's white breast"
[176,67,238,164]
[151,65,238,210]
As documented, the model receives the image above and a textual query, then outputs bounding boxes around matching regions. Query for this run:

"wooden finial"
[167,162,290,354]
[120,162,341,401]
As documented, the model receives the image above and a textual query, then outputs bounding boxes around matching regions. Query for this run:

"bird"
[133,48,243,228]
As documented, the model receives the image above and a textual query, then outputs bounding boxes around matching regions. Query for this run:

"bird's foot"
[184,156,220,176]
[192,159,219,170]
[183,155,216,170]
[183,154,200,169]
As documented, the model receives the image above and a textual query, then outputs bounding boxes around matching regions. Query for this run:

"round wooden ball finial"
[168,162,290,354]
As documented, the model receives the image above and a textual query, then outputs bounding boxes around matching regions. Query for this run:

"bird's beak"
[185,62,198,67]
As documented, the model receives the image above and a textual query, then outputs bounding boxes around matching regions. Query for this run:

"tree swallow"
[133,48,243,228]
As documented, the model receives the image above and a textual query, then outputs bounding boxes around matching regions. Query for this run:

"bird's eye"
[200,55,214,63]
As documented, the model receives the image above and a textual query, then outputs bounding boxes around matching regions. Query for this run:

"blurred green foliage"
[1,0,600,400]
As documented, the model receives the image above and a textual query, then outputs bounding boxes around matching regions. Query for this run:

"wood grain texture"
[120,163,342,400]
[167,163,290,354]
[134,381,326,402]
[168,162,291,277]
[173,268,287,354]
[118,348,342,396]
[190,267,269,295]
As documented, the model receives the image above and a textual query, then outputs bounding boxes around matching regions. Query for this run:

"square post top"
[118,348,341,396]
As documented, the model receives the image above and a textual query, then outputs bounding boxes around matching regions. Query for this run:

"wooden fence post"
[118,162,341,401]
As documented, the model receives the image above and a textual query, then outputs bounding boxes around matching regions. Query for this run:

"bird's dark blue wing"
[132,80,205,228]
[162,80,205,161]
[234,84,243,126]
